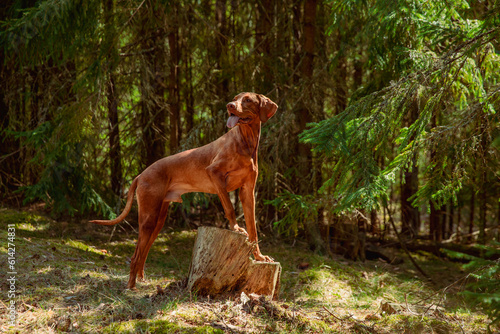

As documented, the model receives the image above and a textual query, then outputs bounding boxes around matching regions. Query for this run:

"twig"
[413,264,490,306]
[404,294,418,316]
[121,0,146,29]
[108,225,116,243]
[323,306,375,332]
[0,149,22,163]
[122,219,138,234]
[354,209,370,222]
[442,226,499,244]
[322,306,342,321]
[208,305,235,334]
[22,302,35,311]
[385,204,433,283]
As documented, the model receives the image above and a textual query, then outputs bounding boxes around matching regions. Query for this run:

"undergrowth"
[0,207,492,333]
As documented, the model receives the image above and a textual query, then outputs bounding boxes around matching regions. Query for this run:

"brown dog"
[91,92,277,289]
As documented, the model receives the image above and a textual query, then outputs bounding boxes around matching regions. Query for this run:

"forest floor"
[0,206,492,333]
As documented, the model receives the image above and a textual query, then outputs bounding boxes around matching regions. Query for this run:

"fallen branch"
[385,204,432,283]
[322,306,342,321]
[442,226,500,244]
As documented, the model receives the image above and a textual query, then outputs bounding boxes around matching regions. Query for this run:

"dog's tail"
[90,176,139,226]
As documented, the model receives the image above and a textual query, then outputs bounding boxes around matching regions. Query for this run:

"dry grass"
[0,207,491,333]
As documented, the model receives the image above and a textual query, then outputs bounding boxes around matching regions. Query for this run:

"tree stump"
[187,226,281,300]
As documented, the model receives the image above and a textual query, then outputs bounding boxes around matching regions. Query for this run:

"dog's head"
[226,92,278,128]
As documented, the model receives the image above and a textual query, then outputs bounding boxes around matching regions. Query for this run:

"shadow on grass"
[0,207,487,333]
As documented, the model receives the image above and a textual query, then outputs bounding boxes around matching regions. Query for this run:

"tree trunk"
[370,209,379,234]
[214,0,229,108]
[468,191,475,243]
[104,0,122,197]
[139,5,168,167]
[255,0,274,93]
[293,0,324,252]
[400,158,419,238]
[292,1,302,86]
[400,95,420,238]
[448,205,454,239]
[428,111,442,242]
[297,0,316,177]
[331,24,347,114]
[478,116,488,244]
[478,179,487,245]
[329,221,366,261]
[184,41,194,135]
[0,50,21,200]
[187,227,281,299]
[457,203,462,242]
[497,200,500,242]
[107,74,122,196]
[430,202,443,242]
[168,3,181,154]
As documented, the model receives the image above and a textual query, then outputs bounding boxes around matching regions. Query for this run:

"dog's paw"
[255,253,274,262]
[232,225,249,237]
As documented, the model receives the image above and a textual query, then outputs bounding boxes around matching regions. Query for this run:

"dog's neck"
[237,122,261,164]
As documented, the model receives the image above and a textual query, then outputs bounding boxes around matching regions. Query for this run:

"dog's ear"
[258,94,278,123]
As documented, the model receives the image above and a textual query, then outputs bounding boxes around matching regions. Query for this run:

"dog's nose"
[227,102,236,110]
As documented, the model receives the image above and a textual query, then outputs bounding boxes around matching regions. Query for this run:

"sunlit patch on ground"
[0,208,491,333]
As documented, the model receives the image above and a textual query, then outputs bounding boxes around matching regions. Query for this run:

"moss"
[0,206,491,334]
[0,208,43,224]
[377,314,460,334]
[102,319,224,334]
[0,208,53,237]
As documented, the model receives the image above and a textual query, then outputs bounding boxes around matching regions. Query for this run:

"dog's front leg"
[240,181,274,262]
[206,165,249,237]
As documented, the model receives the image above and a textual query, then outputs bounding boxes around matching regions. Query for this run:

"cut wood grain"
[187,226,281,300]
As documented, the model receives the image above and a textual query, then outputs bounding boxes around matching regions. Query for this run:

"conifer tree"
[301,1,500,241]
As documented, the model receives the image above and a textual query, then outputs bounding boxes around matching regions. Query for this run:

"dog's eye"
[245,98,252,103]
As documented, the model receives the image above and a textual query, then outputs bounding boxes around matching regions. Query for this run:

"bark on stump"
[187,226,281,300]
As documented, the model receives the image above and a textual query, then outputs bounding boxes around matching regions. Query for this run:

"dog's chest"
[224,159,257,192]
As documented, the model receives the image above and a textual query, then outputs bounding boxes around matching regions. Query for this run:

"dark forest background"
[1,1,499,255]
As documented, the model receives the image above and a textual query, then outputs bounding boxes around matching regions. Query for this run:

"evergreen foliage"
[1,0,116,216]
[0,0,498,268]
[265,191,320,237]
[10,115,115,216]
[301,1,500,213]
[1,0,499,326]
[445,243,500,332]
[2,0,101,67]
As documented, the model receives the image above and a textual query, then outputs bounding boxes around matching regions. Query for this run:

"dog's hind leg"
[136,200,169,282]
[127,199,166,289]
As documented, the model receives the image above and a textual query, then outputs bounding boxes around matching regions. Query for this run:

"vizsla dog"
[91,92,277,289]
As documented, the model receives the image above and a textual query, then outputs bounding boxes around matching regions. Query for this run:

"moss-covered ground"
[0,206,491,333]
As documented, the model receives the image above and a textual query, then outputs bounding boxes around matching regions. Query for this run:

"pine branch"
[1,0,101,67]
[301,15,500,212]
